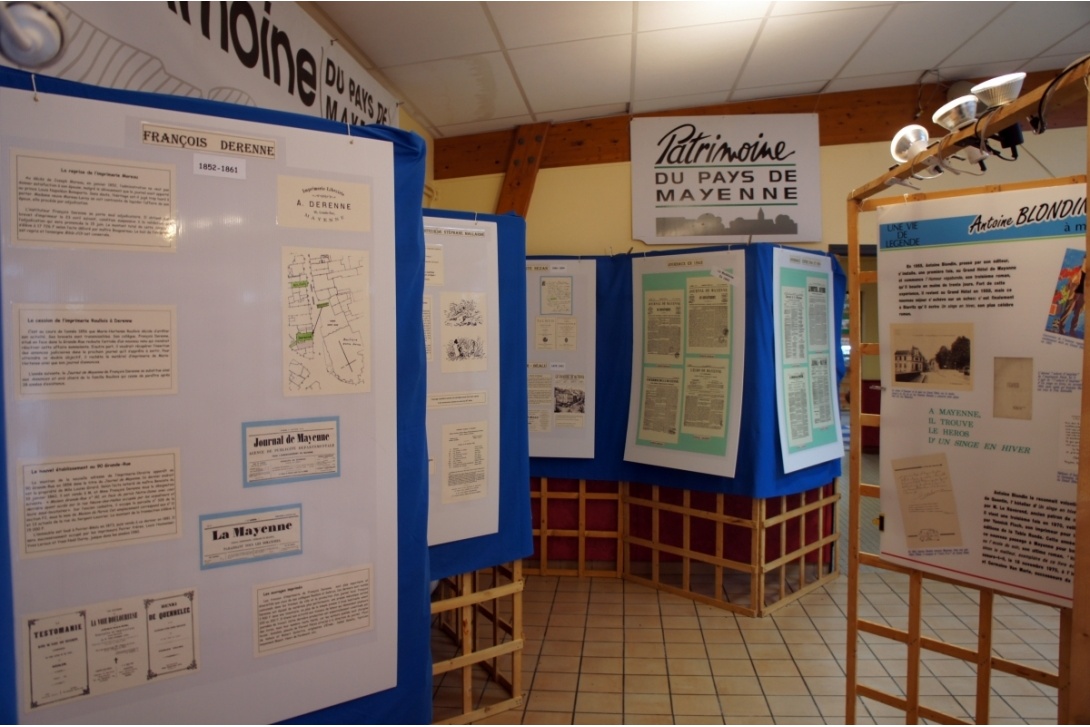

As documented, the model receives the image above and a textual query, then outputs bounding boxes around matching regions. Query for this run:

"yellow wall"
[429,127,1085,256]
[425,125,1086,383]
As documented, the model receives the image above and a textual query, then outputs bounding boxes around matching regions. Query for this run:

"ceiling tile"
[730,80,827,102]
[381,53,528,127]
[937,60,1035,85]
[637,1,770,32]
[307,1,1089,140]
[488,1,633,49]
[1024,52,1090,74]
[509,36,633,113]
[944,2,1090,67]
[632,91,731,115]
[634,19,762,100]
[737,4,890,87]
[824,71,931,94]
[841,3,1007,78]
[1043,24,1090,58]
[435,115,537,138]
[317,1,498,67]
[770,1,894,16]
[541,104,631,124]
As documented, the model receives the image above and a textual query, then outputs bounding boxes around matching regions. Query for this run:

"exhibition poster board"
[772,247,843,472]
[0,84,401,722]
[624,249,746,477]
[526,259,597,459]
[426,210,531,581]
[876,183,1084,607]
[630,115,821,245]
[423,217,501,546]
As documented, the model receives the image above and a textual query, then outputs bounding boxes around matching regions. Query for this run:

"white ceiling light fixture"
[0,1,65,69]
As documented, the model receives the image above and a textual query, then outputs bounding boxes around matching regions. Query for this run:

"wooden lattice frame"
[622,482,840,617]
[527,477,623,577]
[844,60,1090,723]
[430,562,525,725]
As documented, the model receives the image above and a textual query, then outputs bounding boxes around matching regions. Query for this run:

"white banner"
[631,115,821,244]
[876,183,1086,607]
[3,3,398,126]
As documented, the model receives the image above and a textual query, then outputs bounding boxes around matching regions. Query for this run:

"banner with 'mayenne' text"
[631,115,821,245]
[1,2,398,127]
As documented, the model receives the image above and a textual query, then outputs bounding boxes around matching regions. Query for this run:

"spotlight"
[932,95,979,131]
[890,124,944,179]
[890,124,930,164]
[971,72,1026,109]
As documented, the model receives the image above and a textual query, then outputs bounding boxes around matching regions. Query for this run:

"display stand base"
[431,562,525,725]
[528,477,623,577]
[526,478,840,617]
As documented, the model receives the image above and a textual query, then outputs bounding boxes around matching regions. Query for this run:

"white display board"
[772,248,843,472]
[423,217,501,546]
[630,115,822,245]
[525,259,597,459]
[624,250,745,476]
[876,183,1084,607]
[1,86,400,722]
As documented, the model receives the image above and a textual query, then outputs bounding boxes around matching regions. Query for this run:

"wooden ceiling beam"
[495,122,550,217]
[435,69,1084,181]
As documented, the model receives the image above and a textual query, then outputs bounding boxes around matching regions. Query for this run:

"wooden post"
[845,197,862,724]
[1071,91,1090,724]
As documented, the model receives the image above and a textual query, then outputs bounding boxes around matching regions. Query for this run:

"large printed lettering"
[168,1,318,106]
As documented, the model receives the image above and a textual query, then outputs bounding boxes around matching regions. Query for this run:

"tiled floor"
[435,451,1063,725]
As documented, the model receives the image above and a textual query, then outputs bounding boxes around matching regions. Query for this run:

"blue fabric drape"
[529,244,846,498]
[424,211,534,580]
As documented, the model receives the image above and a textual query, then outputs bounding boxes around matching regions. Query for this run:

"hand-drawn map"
[283,247,372,395]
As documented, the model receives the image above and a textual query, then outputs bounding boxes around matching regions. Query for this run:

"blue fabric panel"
[529,245,846,499]
[424,211,534,581]
[0,67,432,726]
